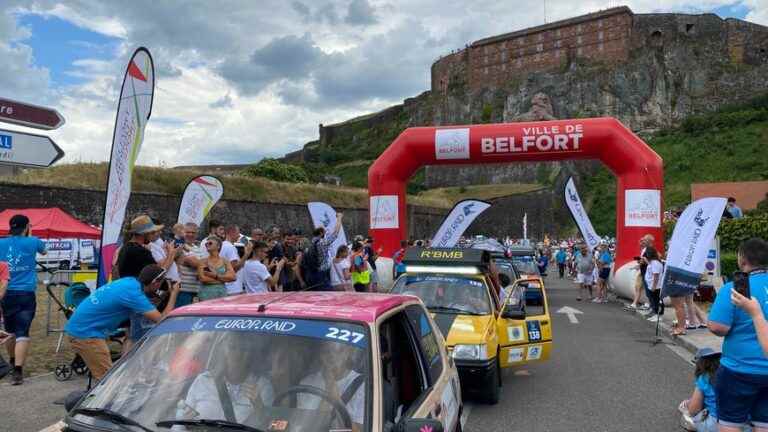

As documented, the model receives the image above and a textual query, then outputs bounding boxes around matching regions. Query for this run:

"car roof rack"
[403,247,490,269]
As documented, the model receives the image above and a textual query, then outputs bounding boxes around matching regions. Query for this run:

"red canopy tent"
[0,208,101,239]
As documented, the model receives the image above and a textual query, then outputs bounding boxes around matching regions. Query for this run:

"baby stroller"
[46,282,125,381]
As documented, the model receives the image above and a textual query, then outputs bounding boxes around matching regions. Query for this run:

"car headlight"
[451,344,488,360]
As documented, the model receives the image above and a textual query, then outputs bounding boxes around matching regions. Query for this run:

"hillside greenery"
[3,163,541,210]
[582,95,768,236]
[240,158,310,183]
[0,163,450,209]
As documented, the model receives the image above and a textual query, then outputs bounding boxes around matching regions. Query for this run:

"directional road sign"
[0,129,64,167]
[0,97,65,130]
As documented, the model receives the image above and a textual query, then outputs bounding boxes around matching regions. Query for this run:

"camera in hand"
[733,271,750,298]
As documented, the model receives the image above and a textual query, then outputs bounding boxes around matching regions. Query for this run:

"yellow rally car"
[391,248,552,404]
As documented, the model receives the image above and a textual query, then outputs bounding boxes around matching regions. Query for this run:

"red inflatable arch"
[368,117,663,269]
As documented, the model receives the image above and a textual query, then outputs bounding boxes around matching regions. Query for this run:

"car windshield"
[392,274,492,315]
[511,256,539,275]
[71,316,370,432]
[494,260,518,281]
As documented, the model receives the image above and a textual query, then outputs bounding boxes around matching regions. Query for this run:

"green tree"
[240,158,310,183]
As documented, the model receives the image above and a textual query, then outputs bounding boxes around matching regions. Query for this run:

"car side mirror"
[398,418,444,432]
[503,306,526,320]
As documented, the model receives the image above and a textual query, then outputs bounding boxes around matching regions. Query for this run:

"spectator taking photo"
[708,237,768,431]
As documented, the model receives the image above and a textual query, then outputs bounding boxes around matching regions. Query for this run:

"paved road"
[0,372,86,432]
[464,276,693,432]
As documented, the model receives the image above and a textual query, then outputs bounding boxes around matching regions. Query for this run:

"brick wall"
[431,6,768,94]
[467,8,632,91]
[432,7,633,93]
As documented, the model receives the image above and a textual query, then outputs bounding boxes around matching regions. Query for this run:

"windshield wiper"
[71,407,154,432]
[429,306,482,315]
[157,419,266,432]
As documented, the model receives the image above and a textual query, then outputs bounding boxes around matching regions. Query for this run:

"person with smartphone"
[708,238,768,432]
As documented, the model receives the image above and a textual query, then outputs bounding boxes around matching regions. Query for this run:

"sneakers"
[638,304,651,311]
[591,298,600,303]
[10,368,22,386]
[647,314,661,322]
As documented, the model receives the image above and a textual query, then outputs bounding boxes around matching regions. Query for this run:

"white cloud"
[743,0,768,25]
[0,0,760,167]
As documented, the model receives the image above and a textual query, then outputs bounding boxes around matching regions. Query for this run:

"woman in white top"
[330,245,352,292]
[643,247,665,323]
[242,241,285,294]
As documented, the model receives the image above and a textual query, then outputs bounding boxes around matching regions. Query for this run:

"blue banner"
[149,316,368,348]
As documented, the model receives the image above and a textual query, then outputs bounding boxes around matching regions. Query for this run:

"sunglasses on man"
[151,269,167,285]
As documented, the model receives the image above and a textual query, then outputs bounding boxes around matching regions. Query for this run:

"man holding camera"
[709,238,768,432]
[65,264,179,381]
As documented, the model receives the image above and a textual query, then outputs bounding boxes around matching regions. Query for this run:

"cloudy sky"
[1,0,765,166]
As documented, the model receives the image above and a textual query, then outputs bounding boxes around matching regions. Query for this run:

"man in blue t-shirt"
[595,243,613,304]
[0,214,46,385]
[709,238,768,431]
[65,264,179,381]
[555,247,567,279]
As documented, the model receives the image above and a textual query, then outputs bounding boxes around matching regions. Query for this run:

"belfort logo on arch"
[481,123,584,155]
[435,128,470,160]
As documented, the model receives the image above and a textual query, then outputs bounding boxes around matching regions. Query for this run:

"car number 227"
[326,327,365,343]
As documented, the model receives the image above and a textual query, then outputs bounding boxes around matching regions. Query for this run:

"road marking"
[460,402,473,430]
[556,306,583,324]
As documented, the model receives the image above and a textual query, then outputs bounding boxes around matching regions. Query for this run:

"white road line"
[461,402,474,430]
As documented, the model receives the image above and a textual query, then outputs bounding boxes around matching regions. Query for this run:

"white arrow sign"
[556,306,583,324]
[0,128,64,168]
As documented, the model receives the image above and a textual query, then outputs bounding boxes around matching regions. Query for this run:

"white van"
[37,238,98,270]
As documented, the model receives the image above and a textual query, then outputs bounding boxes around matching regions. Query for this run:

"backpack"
[301,238,322,274]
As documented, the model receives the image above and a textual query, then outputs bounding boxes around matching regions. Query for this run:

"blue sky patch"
[17,14,121,86]
[711,2,750,20]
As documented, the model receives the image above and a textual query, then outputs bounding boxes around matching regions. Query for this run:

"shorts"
[1,291,37,340]
[599,268,611,280]
[70,337,112,381]
[715,366,768,428]
[664,283,695,298]
[576,273,594,285]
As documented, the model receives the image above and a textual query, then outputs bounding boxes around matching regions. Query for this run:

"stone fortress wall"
[431,6,768,94]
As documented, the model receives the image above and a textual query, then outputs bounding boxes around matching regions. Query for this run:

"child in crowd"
[679,348,750,431]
